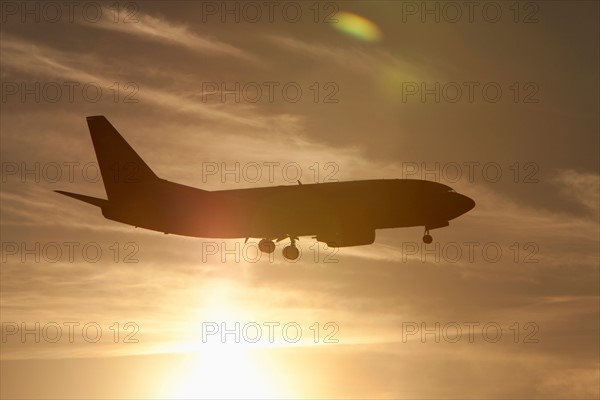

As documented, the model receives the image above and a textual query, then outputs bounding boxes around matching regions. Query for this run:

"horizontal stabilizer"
[54,191,108,208]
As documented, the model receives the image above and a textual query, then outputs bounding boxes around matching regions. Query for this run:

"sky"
[1,1,599,398]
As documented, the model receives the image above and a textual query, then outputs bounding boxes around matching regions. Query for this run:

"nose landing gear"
[422,229,433,244]
[421,221,448,244]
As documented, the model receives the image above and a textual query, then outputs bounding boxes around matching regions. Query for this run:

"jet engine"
[316,229,375,248]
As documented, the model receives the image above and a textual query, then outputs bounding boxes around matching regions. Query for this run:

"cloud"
[80,8,258,63]
[537,367,600,399]
[0,36,267,127]
[553,169,600,217]
[265,35,429,82]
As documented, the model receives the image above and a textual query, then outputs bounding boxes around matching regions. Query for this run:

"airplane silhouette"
[56,116,475,260]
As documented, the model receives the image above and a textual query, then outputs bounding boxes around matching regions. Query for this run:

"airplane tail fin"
[86,115,159,200]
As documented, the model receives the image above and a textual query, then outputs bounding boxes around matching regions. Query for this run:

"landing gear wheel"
[422,228,433,244]
[282,245,300,261]
[258,239,275,254]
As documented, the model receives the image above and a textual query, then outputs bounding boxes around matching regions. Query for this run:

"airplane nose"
[461,194,476,213]
[448,192,476,217]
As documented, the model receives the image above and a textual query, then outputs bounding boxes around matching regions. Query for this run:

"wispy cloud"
[265,35,429,82]
[81,8,258,63]
[1,36,267,127]
[553,169,600,217]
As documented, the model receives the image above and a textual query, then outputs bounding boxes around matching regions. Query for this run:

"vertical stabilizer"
[86,115,159,200]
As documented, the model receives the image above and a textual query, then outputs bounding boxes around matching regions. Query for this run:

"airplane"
[56,116,476,260]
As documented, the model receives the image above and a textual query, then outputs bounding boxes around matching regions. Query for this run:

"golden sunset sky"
[1,1,599,398]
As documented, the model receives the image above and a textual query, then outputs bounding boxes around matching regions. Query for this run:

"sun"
[158,281,293,399]
[162,345,286,399]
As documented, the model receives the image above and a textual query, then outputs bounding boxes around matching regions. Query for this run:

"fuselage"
[101,178,475,241]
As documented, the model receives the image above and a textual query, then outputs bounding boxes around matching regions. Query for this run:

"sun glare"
[162,345,287,399]
[332,11,383,42]
[159,282,293,398]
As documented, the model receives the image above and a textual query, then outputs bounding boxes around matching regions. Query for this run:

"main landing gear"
[258,237,300,260]
[280,236,300,261]
[258,238,276,254]
[422,228,433,244]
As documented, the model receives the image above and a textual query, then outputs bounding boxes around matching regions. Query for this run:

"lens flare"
[332,12,383,42]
